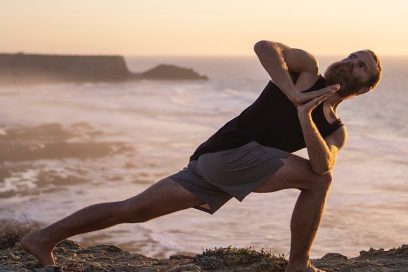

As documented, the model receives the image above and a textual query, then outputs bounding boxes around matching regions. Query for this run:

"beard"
[324,62,365,98]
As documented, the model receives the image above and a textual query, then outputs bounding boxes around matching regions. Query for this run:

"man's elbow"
[254,40,276,55]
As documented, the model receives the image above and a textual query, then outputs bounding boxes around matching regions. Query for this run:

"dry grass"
[194,246,287,271]
[0,220,40,250]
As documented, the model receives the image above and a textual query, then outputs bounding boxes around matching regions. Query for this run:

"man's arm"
[296,87,347,175]
[254,41,332,105]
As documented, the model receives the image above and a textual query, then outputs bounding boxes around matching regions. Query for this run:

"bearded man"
[22,41,381,272]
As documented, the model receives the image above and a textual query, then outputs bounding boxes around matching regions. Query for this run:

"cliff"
[132,64,208,80]
[0,53,208,85]
[1,221,408,272]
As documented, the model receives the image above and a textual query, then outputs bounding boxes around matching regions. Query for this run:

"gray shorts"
[168,141,290,214]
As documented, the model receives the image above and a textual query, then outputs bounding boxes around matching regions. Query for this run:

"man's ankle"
[286,258,311,272]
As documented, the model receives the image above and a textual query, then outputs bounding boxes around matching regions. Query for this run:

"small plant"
[194,246,287,271]
[0,220,40,250]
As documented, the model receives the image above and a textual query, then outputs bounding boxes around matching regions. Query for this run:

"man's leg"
[21,178,203,266]
[254,154,332,272]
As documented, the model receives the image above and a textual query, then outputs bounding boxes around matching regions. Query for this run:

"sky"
[0,0,407,56]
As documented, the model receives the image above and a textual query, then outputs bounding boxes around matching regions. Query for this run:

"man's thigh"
[123,178,204,220]
[254,153,330,193]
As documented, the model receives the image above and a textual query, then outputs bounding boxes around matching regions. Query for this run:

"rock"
[320,252,348,261]
[85,244,123,253]
[56,239,82,251]
[193,255,224,270]
[8,252,20,261]
[133,64,208,80]
[163,263,202,272]
[83,263,103,272]
[34,265,64,272]
[0,53,130,84]
[0,53,209,85]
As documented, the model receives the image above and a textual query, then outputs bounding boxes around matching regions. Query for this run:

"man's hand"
[297,84,340,113]
[296,84,340,175]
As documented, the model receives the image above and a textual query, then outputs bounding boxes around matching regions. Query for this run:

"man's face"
[324,50,379,98]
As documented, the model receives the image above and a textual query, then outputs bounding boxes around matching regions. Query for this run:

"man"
[22,41,381,272]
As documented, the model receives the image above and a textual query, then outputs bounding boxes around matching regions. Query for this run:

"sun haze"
[0,0,407,56]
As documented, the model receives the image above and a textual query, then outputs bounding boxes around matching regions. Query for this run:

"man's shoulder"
[282,48,319,75]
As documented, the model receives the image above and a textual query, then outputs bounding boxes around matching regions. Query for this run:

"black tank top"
[190,75,344,161]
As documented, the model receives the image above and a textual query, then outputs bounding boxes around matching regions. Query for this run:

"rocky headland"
[0,53,208,85]
[1,221,407,272]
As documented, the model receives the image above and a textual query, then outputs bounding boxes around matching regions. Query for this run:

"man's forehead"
[351,50,379,74]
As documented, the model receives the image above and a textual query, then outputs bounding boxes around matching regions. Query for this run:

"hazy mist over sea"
[0,55,407,258]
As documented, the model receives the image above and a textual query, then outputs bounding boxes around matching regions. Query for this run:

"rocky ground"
[1,221,408,272]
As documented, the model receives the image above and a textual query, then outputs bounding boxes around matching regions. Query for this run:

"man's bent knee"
[306,171,332,195]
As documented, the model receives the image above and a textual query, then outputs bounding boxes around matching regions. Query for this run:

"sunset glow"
[1,1,407,56]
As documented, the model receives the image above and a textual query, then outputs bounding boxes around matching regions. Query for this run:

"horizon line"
[1,51,407,58]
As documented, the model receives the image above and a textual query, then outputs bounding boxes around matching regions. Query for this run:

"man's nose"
[345,61,354,73]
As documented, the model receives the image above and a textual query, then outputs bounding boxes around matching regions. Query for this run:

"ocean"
[0,55,407,259]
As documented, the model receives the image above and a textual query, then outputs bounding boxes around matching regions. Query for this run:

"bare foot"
[21,230,56,266]
[306,265,326,272]
[286,263,326,272]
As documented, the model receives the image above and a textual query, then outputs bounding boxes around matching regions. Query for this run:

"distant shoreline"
[0,53,208,85]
